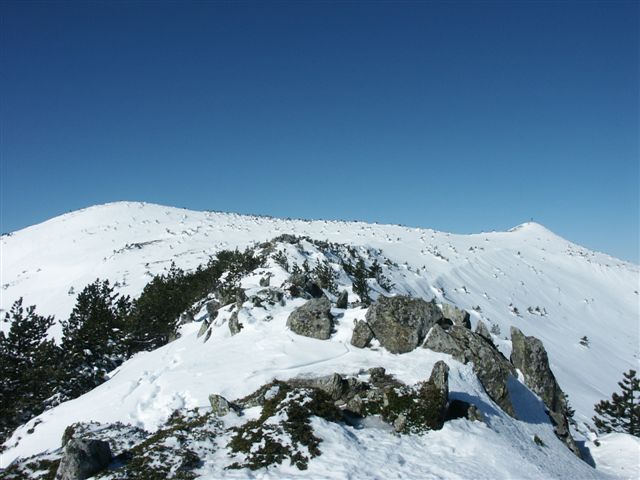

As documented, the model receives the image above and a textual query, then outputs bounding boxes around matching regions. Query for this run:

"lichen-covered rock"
[288,373,349,401]
[197,320,210,338]
[366,296,443,354]
[424,325,516,416]
[475,319,493,344]
[55,438,112,480]
[286,297,333,340]
[228,310,243,336]
[510,326,582,458]
[441,303,471,329]
[510,326,562,413]
[336,290,348,309]
[206,300,221,320]
[209,394,234,416]
[350,320,374,348]
[381,361,450,433]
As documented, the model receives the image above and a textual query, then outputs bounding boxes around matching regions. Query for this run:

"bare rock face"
[55,438,112,480]
[475,319,493,344]
[336,290,349,309]
[366,296,443,354]
[350,319,374,348]
[510,326,582,458]
[441,303,471,329]
[510,326,563,412]
[228,310,243,336]
[424,324,516,417]
[286,297,334,340]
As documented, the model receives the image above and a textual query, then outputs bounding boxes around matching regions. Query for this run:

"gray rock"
[55,438,112,480]
[179,311,194,325]
[259,275,270,287]
[206,300,221,320]
[510,326,582,458]
[424,325,516,417]
[475,319,493,344]
[510,326,563,413]
[365,296,443,354]
[336,290,349,309]
[286,297,334,340]
[228,310,243,336]
[441,303,471,329]
[289,373,349,401]
[209,394,233,416]
[197,320,210,339]
[350,320,374,348]
[428,360,450,393]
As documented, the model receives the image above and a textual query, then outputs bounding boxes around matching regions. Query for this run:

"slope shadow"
[507,376,551,425]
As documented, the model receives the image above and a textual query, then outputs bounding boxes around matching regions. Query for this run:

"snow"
[588,433,640,479]
[1,201,639,477]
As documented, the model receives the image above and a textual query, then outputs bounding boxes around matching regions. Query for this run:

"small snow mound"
[589,433,640,479]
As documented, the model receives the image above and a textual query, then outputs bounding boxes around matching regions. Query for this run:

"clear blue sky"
[2,1,638,262]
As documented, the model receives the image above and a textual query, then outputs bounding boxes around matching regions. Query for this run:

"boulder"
[286,297,334,339]
[336,290,349,309]
[441,303,471,329]
[365,296,443,354]
[205,300,221,320]
[350,320,374,348]
[209,394,234,416]
[424,325,516,417]
[55,439,112,480]
[475,319,493,344]
[228,310,243,336]
[197,320,210,339]
[288,373,350,401]
[259,275,270,287]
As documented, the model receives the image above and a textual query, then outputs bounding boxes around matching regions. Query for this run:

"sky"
[1,1,638,262]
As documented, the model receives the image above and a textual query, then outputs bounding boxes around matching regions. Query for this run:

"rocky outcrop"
[441,303,471,329]
[336,290,348,309]
[350,319,374,348]
[55,438,112,480]
[510,326,563,413]
[365,296,443,354]
[510,326,581,458]
[475,319,493,344]
[286,297,334,340]
[424,325,516,416]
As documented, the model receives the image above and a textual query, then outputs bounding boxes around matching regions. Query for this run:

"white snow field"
[1,201,638,478]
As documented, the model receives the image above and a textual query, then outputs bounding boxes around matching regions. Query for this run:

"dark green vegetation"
[96,410,223,480]
[228,382,342,471]
[0,299,58,448]
[378,382,448,434]
[593,369,639,437]
[0,248,264,446]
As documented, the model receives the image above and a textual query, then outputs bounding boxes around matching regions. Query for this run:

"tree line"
[0,248,264,446]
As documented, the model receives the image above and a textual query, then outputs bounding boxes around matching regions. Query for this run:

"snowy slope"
[1,201,639,477]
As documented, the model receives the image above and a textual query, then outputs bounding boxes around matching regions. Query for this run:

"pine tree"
[60,280,129,399]
[0,299,59,442]
[351,258,371,305]
[593,369,639,437]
